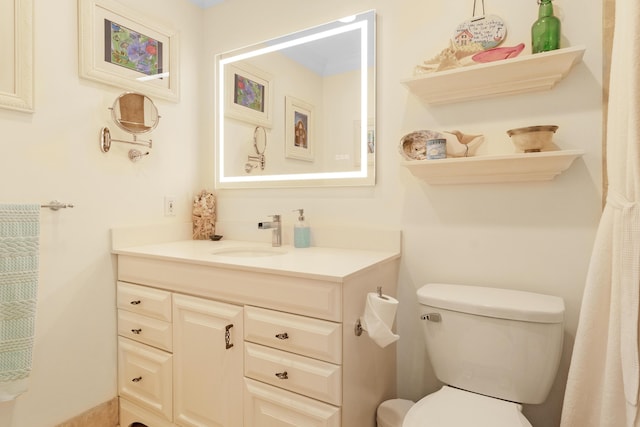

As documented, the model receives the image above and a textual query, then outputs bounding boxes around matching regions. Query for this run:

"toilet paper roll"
[361,292,399,348]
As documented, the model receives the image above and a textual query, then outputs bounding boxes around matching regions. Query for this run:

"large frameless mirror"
[215,10,376,189]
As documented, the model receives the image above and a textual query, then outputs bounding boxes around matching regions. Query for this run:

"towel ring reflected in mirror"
[99,92,160,162]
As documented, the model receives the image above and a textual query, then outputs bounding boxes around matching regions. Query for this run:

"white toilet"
[378,283,565,427]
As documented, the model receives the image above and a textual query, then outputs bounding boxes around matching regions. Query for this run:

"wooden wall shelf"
[401,150,585,184]
[401,46,586,105]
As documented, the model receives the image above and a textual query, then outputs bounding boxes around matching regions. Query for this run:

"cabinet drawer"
[118,337,173,421]
[244,378,341,427]
[244,306,342,364]
[117,281,171,321]
[245,342,342,406]
[118,309,172,351]
[119,397,174,427]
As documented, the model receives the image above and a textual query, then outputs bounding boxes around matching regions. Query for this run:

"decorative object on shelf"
[531,0,560,54]
[245,126,267,173]
[453,0,506,51]
[426,139,447,160]
[416,0,507,74]
[507,125,559,153]
[192,190,217,240]
[401,130,485,159]
[471,43,525,63]
[443,130,485,157]
[99,92,159,162]
[399,130,445,160]
[415,41,482,74]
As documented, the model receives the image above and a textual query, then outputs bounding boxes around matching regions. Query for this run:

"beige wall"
[0,1,603,426]
[0,1,203,426]
[205,1,603,427]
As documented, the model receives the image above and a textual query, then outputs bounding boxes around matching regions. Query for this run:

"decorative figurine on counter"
[192,190,216,240]
[531,0,560,53]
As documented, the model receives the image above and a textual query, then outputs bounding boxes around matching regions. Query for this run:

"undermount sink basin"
[210,246,288,258]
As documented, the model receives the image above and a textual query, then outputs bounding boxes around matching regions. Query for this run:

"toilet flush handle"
[421,313,441,322]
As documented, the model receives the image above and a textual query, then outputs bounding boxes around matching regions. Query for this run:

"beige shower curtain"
[560,1,640,426]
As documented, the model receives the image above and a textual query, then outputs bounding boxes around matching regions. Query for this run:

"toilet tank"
[417,283,564,405]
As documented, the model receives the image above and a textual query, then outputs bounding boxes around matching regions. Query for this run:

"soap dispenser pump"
[293,209,311,248]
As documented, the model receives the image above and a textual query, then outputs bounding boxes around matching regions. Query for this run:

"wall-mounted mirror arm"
[99,127,153,153]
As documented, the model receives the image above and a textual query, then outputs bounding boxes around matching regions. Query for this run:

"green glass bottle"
[531,0,561,53]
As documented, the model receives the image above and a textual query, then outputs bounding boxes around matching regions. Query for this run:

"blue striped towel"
[0,204,39,401]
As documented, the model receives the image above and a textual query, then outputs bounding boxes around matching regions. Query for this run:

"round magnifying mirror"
[253,126,267,155]
[111,92,160,134]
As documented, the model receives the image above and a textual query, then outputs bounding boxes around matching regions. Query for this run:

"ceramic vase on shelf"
[531,0,560,53]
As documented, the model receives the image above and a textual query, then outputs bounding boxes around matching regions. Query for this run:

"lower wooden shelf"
[401,149,585,184]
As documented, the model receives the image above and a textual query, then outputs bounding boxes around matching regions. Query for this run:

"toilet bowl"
[376,399,414,427]
[402,386,531,427]
[378,283,565,427]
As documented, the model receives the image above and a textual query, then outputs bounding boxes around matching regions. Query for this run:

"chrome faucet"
[258,215,281,247]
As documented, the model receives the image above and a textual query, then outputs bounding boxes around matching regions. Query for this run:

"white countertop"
[113,239,401,281]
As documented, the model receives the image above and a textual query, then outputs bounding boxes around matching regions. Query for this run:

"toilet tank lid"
[417,283,564,323]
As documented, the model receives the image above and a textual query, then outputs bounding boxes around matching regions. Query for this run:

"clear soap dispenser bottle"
[293,209,310,248]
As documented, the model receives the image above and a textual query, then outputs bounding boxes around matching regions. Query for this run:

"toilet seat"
[402,386,532,427]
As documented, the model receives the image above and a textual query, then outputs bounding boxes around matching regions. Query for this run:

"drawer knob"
[275,332,289,340]
[131,376,142,383]
[131,328,142,334]
[275,371,288,380]
[130,300,141,305]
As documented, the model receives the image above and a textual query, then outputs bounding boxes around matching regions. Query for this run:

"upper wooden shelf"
[401,46,586,105]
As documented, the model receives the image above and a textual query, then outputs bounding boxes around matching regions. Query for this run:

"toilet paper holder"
[354,286,390,337]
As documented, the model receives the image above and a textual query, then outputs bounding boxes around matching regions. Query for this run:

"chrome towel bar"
[41,200,74,211]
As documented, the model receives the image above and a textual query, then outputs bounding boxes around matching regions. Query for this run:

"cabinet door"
[173,294,243,427]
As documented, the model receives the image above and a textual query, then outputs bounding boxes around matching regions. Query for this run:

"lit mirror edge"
[214,10,376,190]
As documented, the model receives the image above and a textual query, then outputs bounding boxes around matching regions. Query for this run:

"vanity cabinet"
[114,244,399,427]
[117,282,243,427]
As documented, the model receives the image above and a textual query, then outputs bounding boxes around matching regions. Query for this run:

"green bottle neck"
[538,0,555,18]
